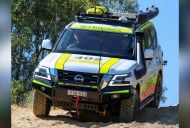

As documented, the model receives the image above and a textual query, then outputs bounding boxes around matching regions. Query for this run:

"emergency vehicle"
[32,6,165,121]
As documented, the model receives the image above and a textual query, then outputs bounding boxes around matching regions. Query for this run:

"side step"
[139,94,154,110]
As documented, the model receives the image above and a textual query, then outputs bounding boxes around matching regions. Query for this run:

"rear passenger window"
[144,27,157,50]
[143,31,151,49]
[149,27,157,49]
[141,38,146,51]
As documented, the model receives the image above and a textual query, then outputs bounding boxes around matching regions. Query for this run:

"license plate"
[67,90,87,97]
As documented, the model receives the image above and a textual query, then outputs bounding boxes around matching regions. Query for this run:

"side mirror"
[144,49,154,60]
[42,39,52,51]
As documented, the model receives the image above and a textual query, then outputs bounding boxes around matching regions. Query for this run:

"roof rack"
[75,5,159,26]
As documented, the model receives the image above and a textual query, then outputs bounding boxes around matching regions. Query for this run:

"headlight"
[109,73,131,86]
[34,65,51,80]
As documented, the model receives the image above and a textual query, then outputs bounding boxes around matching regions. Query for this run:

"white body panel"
[39,53,137,75]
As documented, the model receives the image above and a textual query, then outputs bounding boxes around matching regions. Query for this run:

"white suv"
[32,6,165,121]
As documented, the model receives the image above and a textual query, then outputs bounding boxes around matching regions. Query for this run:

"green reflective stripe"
[55,54,71,70]
[139,22,153,30]
[32,80,52,88]
[140,74,158,94]
[71,23,133,34]
[104,90,129,94]
[58,82,64,85]
[100,58,120,74]
[92,86,98,89]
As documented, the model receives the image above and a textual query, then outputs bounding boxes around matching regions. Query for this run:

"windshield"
[54,29,135,59]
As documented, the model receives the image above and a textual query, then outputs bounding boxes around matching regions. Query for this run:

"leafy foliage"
[11,79,25,104]
[102,0,139,13]
[161,86,168,103]
[12,0,100,81]
[11,79,33,106]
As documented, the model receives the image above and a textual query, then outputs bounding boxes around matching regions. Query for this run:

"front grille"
[58,70,103,89]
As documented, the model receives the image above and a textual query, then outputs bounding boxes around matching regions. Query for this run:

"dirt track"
[12,105,178,128]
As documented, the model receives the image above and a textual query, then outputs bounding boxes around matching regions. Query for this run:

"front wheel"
[33,90,51,117]
[119,89,139,122]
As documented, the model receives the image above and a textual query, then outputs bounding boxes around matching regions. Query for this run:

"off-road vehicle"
[32,6,165,121]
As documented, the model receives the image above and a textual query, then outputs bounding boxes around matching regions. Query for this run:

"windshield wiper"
[66,42,79,49]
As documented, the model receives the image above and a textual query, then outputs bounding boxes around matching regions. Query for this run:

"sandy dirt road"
[12,105,178,128]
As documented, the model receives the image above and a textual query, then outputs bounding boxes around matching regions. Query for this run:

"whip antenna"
[98,30,103,90]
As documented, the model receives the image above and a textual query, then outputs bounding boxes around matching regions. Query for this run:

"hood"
[39,53,137,74]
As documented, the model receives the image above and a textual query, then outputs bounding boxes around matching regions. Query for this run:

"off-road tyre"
[119,89,139,122]
[33,90,51,117]
[148,75,162,108]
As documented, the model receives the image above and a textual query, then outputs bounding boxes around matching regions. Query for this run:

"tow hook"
[75,97,80,117]
[98,107,106,116]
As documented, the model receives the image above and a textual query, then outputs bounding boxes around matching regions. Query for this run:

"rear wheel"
[119,89,139,122]
[33,90,51,117]
[148,75,162,108]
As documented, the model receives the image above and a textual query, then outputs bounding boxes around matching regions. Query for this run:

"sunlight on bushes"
[11,79,33,107]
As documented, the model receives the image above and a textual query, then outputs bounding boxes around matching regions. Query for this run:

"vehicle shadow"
[40,105,178,127]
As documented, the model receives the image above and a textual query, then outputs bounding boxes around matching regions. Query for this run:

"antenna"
[95,6,96,15]
[98,30,103,90]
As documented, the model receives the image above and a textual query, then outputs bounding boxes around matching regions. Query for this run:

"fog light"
[111,94,120,99]
[41,86,45,91]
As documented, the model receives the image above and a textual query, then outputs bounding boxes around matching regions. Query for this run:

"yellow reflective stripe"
[104,90,129,94]
[71,23,133,33]
[67,59,99,65]
[55,54,71,70]
[100,58,120,74]
[139,22,153,30]
[32,80,51,88]
[92,86,98,89]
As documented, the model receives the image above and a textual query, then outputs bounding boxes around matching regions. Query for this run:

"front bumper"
[32,80,133,111]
